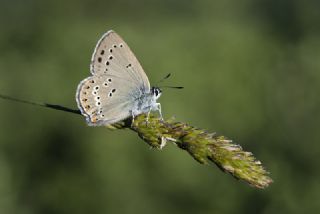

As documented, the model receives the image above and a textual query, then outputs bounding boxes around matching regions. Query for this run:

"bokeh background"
[0,0,319,213]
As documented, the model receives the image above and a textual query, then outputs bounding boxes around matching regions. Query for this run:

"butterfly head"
[151,87,162,100]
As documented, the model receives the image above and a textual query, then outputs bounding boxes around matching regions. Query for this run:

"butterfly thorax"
[132,87,161,116]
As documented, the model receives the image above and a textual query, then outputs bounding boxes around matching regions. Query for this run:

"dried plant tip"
[108,113,273,189]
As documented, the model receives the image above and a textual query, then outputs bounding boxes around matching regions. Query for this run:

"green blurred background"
[0,0,319,213]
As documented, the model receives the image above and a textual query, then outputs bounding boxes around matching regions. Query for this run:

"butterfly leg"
[156,103,163,121]
[144,103,163,125]
[145,108,153,126]
[146,110,151,123]
[130,110,135,126]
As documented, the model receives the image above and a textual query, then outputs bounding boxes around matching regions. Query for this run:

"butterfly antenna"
[156,73,171,85]
[0,94,81,115]
[155,73,184,89]
[159,86,184,89]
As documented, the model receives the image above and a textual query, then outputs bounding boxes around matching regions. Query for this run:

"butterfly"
[76,30,162,126]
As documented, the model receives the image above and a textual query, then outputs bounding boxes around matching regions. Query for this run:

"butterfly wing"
[76,74,141,126]
[76,30,150,126]
[90,30,150,90]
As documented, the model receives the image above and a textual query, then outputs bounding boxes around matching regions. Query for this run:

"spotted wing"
[76,74,140,126]
[90,30,150,91]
